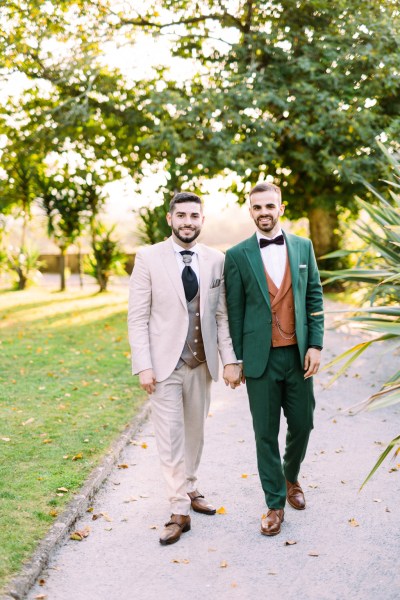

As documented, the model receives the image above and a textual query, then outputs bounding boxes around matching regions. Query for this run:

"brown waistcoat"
[265,254,297,348]
[176,291,206,369]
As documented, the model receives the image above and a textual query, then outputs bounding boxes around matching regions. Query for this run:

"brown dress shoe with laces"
[260,509,284,536]
[159,514,191,546]
[187,490,216,515]
[286,480,306,510]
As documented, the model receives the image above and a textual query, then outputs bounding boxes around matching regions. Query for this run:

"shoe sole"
[287,497,306,510]
[191,506,216,515]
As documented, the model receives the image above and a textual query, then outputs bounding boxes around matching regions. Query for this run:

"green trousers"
[246,345,315,509]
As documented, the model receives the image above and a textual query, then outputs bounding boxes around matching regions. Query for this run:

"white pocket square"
[299,264,307,269]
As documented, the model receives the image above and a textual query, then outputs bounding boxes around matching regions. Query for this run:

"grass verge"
[0,284,145,591]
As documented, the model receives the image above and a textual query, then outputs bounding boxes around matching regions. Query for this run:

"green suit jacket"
[224,231,324,378]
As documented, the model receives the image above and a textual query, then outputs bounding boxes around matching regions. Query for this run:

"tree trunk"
[59,246,66,291]
[77,242,84,289]
[308,206,340,263]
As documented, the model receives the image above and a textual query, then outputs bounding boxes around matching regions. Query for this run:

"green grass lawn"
[0,284,145,591]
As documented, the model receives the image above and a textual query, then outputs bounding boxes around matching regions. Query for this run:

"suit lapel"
[160,238,187,310]
[284,232,299,291]
[244,234,271,308]
[197,244,210,317]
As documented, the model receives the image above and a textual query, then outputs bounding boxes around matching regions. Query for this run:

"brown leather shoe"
[260,509,284,536]
[159,514,191,546]
[286,480,306,510]
[187,490,216,515]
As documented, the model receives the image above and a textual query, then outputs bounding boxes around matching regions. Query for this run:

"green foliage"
[85,222,126,292]
[321,143,400,486]
[120,0,400,257]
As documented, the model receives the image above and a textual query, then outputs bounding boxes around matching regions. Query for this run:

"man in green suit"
[224,182,324,536]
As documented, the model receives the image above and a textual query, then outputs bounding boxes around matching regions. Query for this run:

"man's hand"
[139,369,156,394]
[304,348,321,379]
[223,363,243,389]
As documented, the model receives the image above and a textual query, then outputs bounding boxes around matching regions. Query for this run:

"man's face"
[249,191,285,236]
[167,201,205,246]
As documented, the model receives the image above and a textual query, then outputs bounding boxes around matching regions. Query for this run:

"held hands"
[139,368,156,394]
[223,363,244,389]
[304,348,321,379]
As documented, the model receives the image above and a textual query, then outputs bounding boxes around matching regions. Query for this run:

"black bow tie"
[259,234,284,248]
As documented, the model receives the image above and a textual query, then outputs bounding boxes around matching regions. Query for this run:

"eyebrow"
[176,211,201,216]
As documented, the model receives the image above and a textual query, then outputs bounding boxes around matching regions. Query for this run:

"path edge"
[1,402,151,600]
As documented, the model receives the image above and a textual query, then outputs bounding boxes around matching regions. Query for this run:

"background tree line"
[0,0,399,290]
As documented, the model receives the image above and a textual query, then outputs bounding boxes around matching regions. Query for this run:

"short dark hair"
[249,182,282,203]
[169,192,202,213]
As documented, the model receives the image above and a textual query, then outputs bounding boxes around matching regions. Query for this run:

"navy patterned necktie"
[180,251,198,302]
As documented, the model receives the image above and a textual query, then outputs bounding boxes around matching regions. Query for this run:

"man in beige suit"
[128,191,241,545]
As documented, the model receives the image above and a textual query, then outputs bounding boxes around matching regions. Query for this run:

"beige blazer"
[128,237,237,382]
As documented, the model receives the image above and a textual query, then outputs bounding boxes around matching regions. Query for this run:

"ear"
[280,203,285,216]
[166,212,172,226]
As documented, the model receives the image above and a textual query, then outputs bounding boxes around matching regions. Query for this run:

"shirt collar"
[172,239,198,254]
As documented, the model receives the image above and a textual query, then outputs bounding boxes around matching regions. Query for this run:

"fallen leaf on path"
[238,439,245,443]
[284,540,297,546]
[220,561,228,568]
[241,474,248,479]
[123,497,138,503]
[373,499,382,503]
[341,480,346,484]
[87,507,94,513]
[101,512,113,522]
[104,527,112,531]
[118,464,129,469]
[216,506,227,514]
[34,595,47,599]
[268,571,277,575]
[171,558,190,564]
[308,551,319,557]
[141,442,148,449]
[348,518,359,527]
[149,525,158,530]
[38,578,46,585]
[140,494,149,498]
[308,484,318,489]
[385,507,391,513]
[208,548,217,552]
[70,526,90,541]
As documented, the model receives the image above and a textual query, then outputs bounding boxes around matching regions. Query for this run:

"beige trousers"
[149,362,212,515]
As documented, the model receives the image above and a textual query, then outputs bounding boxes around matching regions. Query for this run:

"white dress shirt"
[172,240,200,282]
[257,229,286,289]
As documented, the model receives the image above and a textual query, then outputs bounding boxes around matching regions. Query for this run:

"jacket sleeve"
[306,241,324,348]
[127,250,153,374]
[224,250,245,361]
[215,268,238,366]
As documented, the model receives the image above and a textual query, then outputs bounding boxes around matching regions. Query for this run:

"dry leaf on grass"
[72,453,83,461]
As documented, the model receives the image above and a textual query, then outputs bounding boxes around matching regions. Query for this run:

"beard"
[255,215,278,232]
[172,225,201,244]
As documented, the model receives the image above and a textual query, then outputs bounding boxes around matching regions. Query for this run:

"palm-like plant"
[320,143,400,488]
